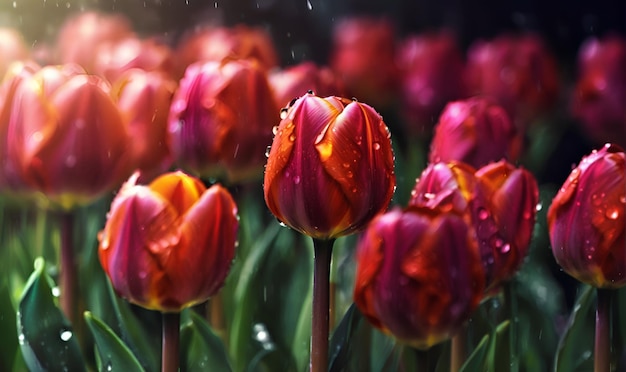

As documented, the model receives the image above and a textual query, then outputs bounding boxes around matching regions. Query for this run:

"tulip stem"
[60,212,77,326]
[311,238,335,372]
[162,312,180,372]
[450,326,467,372]
[505,281,519,372]
[595,288,613,372]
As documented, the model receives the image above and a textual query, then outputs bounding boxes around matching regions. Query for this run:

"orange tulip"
[1,64,130,208]
[548,143,625,288]
[264,93,395,239]
[168,59,278,183]
[99,171,239,312]
[354,207,484,349]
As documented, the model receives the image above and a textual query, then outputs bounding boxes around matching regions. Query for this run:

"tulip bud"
[269,62,343,109]
[168,59,278,183]
[113,69,176,181]
[99,171,238,312]
[548,144,625,288]
[397,31,466,136]
[55,11,135,73]
[466,34,559,129]
[571,36,626,148]
[330,17,399,108]
[429,97,519,168]
[354,207,484,349]
[409,161,477,216]
[175,25,279,78]
[472,161,539,288]
[3,64,130,209]
[264,93,395,239]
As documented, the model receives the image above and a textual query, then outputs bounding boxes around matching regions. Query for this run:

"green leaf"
[460,332,490,372]
[328,303,363,372]
[16,257,86,372]
[180,310,232,372]
[84,311,145,372]
[554,285,595,372]
[460,320,509,372]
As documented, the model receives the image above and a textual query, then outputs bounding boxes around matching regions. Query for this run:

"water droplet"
[30,131,43,144]
[535,202,543,212]
[276,219,288,228]
[373,142,381,150]
[18,333,25,345]
[51,286,61,297]
[65,155,76,168]
[272,126,279,135]
[500,244,511,253]
[346,171,353,178]
[60,329,73,341]
[424,192,435,200]
[289,134,296,141]
[139,271,147,279]
[620,195,626,204]
[293,175,301,184]
[351,188,357,193]
[606,207,620,220]
[265,146,271,158]
[279,108,288,119]
[342,162,350,168]
[478,207,489,220]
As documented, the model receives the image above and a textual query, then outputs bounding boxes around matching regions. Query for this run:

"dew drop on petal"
[478,207,489,220]
[620,195,626,204]
[289,134,296,141]
[280,108,288,119]
[65,155,77,168]
[272,126,279,135]
[293,175,301,184]
[500,243,511,254]
[373,142,381,150]
[606,207,620,220]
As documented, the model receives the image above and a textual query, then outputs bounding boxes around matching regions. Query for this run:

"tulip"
[548,143,625,289]
[466,34,559,129]
[472,160,539,289]
[397,31,467,136]
[264,92,396,240]
[269,61,343,109]
[571,36,626,147]
[55,11,135,73]
[330,16,399,108]
[0,28,30,79]
[2,64,130,209]
[429,97,518,168]
[353,207,484,349]
[175,25,279,78]
[112,68,176,181]
[93,36,175,82]
[168,59,278,183]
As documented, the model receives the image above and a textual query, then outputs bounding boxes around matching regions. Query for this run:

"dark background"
[1,0,624,66]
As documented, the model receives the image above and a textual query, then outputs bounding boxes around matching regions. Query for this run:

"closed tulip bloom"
[548,144,625,288]
[113,69,176,181]
[269,62,343,109]
[264,93,395,239]
[429,97,518,168]
[472,161,539,288]
[3,64,130,209]
[572,36,626,147]
[168,59,278,183]
[354,207,484,349]
[397,32,467,136]
[99,171,239,312]
[409,161,477,216]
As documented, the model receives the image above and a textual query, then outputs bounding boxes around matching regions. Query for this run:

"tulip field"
[0,3,624,372]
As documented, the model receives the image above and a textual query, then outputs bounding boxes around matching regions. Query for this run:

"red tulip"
[55,11,135,73]
[0,28,30,79]
[93,36,175,82]
[264,93,395,239]
[354,207,484,349]
[466,34,559,129]
[397,31,467,136]
[175,25,279,78]
[269,61,343,109]
[112,69,176,181]
[572,36,626,147]
[548,143,625,288]
[1,64,131,209]
[429,97,518,168]
[472,161,539,288]
[168,59,278,183]
[99,171,239,311]
[330,16,399,108]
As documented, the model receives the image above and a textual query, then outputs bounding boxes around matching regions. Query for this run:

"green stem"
[505,282,519,372]
[60,212,77,325]
[310,238,335,372]
[450,326,467,372]
[162,312,181,372]
[595,288,613,372]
